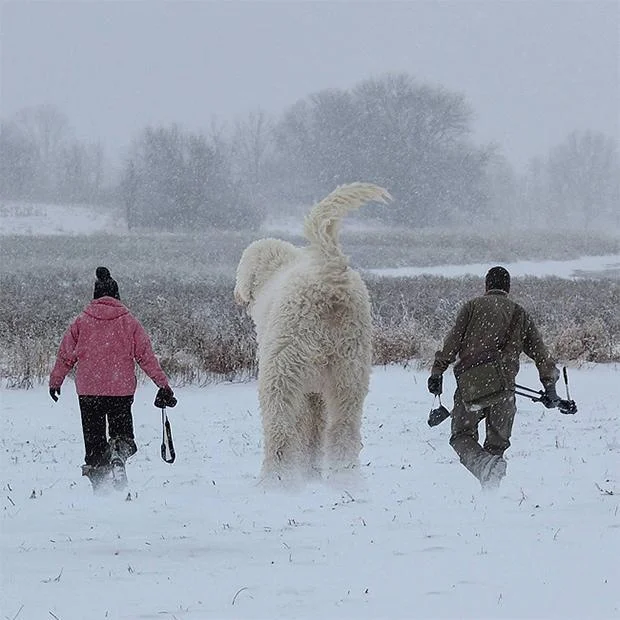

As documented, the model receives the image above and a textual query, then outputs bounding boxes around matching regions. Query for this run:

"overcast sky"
[1,1,618,170]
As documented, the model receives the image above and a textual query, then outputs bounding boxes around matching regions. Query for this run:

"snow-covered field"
[2,363,618,620]
[2,202,619,617]
[0,202,122,236]
[369,255,620,280]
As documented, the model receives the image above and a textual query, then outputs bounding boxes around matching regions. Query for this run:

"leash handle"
[562,366,571,400]
[160,407,176,464]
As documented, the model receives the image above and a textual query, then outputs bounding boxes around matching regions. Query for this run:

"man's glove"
[154,386,177,409]
[427,374,443,396]
[557,399,578,415]
[540,383,561,409]
[49,387,60,402]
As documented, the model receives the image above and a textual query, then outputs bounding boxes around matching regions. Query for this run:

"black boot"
[82,464,112,494]
[107,438,135,490]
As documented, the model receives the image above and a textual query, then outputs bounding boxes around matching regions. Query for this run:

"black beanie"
[485,266,510,293]
[93,266,120,300]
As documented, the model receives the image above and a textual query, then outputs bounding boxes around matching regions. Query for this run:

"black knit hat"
[485,266,510,293]
[93,266,120,300]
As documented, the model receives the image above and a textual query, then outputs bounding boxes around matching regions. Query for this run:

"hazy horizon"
[2,1,619,170]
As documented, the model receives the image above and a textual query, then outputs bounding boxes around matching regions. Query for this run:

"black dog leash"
[160,407,176,463]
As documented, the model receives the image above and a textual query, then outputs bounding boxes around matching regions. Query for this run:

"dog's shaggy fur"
[234,183,391,484]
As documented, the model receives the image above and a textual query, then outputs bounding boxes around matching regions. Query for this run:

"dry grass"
[1,268,617,388]
[2,228,618,386]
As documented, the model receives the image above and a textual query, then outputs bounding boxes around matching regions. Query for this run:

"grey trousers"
[449,389,516,482]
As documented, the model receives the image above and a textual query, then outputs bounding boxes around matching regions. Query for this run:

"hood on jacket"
[83,297,130,321]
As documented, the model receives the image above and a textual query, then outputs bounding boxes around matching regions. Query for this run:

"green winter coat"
[431,289,559,387]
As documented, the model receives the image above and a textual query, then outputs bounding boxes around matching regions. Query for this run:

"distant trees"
[3,81,617,233]
[273,73,491,226]
[484,151,522,226]
[0,104,106,204]
[0,119,38,199]
[57,140,105,204]
[120,125,258,231]
[15,104,69,199]
[502,130,620,229]
[0,77,496,229]
[545,130,619,228]
[482,130,619,230]
[230,108,274,208]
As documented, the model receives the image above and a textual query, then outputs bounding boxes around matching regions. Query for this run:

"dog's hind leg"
[257,351,313,485]
[299,393,326,479]
[323,374,367,475]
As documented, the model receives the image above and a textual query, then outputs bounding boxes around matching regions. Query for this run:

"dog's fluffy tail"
[303,183,391,262]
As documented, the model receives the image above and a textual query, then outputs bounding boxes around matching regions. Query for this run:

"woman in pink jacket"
[49,267,176,489]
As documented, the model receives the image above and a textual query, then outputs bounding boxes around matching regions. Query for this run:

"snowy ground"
[368,255,620,280]
[0,203,365,238]
[1,363,618,620]
[0,201,121,236]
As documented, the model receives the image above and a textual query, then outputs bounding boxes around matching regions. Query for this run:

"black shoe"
[107,437,136,464]
[106,438,134,491]
[82,464,112,494]
[110,457,128,490]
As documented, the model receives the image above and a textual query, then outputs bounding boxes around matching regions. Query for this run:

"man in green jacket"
[427,266,560,489]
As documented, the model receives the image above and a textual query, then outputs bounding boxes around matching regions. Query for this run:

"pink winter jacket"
[49,297,170,396]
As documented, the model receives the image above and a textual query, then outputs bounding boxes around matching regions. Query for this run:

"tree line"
[0,104,106,205]
[1,73,618,230]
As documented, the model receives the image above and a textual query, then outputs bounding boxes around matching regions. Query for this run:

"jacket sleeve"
[431,302,471,375]
[132,319,170,388]
[522,311,560,387]
[49,319,80,388]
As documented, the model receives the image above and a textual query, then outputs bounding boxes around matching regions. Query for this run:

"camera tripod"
[427,367,577,427]
[515,366,577,415]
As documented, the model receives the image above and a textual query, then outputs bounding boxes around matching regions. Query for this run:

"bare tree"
[57,140,106,203]
[273,73,489,226]
[484,151,523,227]
[546,130,619,228]
[0,120,38,199]
[522,157,549,228]
[231,109,274,197]
[15,104,70,197]
[121,124,260,231]
[120,159,139,230]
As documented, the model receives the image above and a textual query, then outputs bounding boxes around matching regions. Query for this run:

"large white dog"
[234,183,391,484]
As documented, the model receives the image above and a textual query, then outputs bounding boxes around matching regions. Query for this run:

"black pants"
[78,396,138,466]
